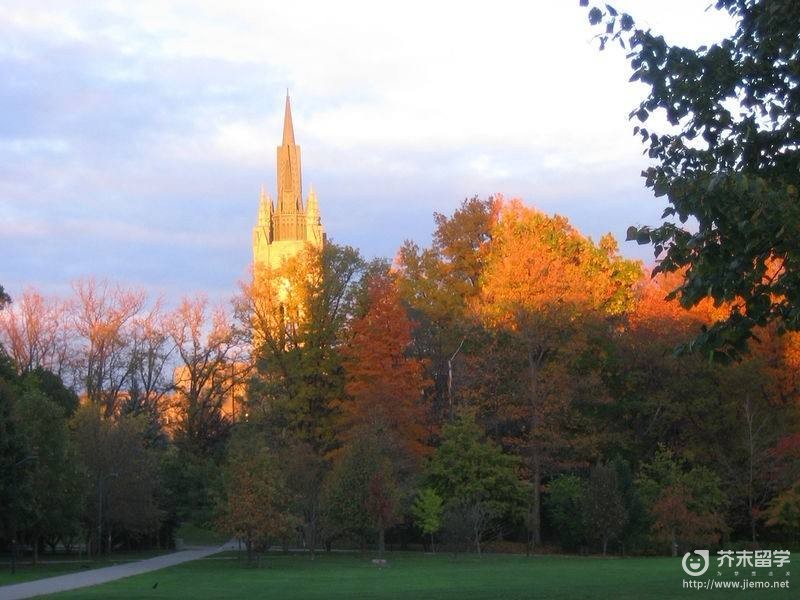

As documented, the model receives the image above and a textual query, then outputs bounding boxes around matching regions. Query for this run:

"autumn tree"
[72,279,145,416]
[584,0,800,357]
[606,272,721,461]
[340,273,430,461]
[613,272,797,543]
[0,288,73,380]
[124,301,175,444]
[637,445,727,555]
[217,429,296,562]
[395,196,497,421]
[167,295,242,456]
[473,198,640,549]
[364,461,401,557]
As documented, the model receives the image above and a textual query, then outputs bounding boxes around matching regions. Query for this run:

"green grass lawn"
[0,550,174,587]
[41,551,794,599]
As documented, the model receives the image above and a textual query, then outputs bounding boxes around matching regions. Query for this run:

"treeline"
[1,196,799,560]
[0,285,241,558]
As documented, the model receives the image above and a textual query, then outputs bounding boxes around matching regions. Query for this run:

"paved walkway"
[0,542,236,600]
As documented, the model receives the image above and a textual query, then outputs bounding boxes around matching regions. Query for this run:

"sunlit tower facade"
[252,94,325,272]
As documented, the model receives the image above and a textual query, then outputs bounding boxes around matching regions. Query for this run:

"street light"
[10,453,38,575]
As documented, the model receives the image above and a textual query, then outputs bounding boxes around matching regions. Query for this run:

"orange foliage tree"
[71,279,146,416]
[0,288,72,378]
[167,295,243,455]
[617,270,800,543]
[472,198,641,548]
[394,196,498,423]
[217,432,296,562]
[340,274,431,461]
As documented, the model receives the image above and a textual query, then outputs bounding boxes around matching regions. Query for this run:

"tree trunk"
[602,536,607,557]
[526,345,544,552]
[378,527,385,557]
[430,532,435,554]
[308,521,317,559]
[745,395,757,543]
[530,452,542,549]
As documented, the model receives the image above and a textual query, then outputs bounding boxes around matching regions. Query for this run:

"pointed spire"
[258,185,273,225]
[282,91,295,146]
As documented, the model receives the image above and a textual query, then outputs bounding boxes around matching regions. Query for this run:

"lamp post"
[10,453,37,575]
[96,472,118,556]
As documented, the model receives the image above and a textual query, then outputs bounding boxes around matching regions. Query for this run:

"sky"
[1,1,735,303]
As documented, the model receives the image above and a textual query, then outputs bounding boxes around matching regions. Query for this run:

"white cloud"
[0,0,735,296]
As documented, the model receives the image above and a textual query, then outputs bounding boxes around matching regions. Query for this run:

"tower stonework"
[253,94,325,272]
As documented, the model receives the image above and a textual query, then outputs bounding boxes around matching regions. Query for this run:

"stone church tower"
[252,94,325,271]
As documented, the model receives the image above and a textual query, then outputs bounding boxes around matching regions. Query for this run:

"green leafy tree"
[15,389,82,563]
[280,441,328,557]
[0,355,84,561]
[582,463,628,556]
[243,243,367,455]
[764,482,800,542]
[584,0,800,358]
[243,243,369,553]
[22,367,79,417]
[395,196,496,423]
[72,407,162,554]
[637,445,727,555]
[426,413,528,554]
[0,284,10,309]
[545,474,586,551]
[611,457,649,553]
[0,360,30,562]
[159,446,223,531]
[411,488,444,552]
[322,432,400,553]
